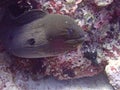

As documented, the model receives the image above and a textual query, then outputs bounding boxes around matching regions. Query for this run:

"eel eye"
[67,28,74,36]
[27,38,35,45]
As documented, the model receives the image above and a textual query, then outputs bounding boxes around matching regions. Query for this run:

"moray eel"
[1,10,85,58]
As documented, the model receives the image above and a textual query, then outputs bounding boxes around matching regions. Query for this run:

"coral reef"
[0,0,120,89]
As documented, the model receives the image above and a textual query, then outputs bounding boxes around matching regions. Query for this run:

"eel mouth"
[65,37,85,45]
[7,38,84,58]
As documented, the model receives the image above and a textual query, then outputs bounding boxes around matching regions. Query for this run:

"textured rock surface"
[44,50,105,80]
[105,60,120,90]
[94,0,113,6]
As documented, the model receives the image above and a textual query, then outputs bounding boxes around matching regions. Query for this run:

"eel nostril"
[27,38,35,45]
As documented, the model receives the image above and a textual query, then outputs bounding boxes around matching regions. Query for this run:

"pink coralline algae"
[44,50,105,80]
